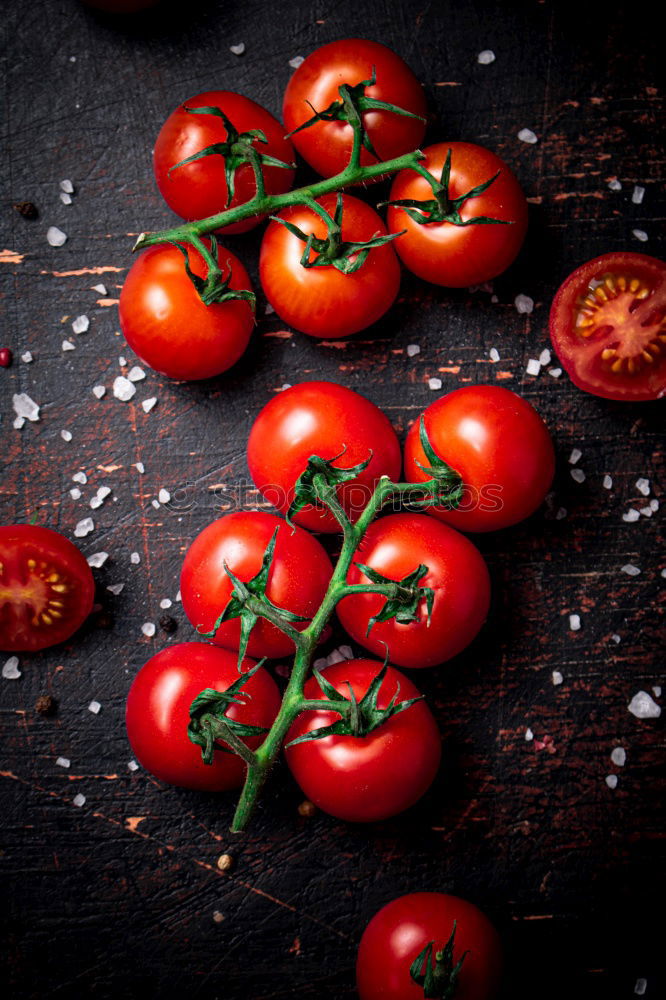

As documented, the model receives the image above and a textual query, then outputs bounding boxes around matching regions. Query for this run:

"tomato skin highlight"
[119,242,254,380]
[285,659,440,822]
[404,386,555,533]
[259,194,401,339]
[387,142,528,288]
[282,39,426,179]
[549,251,666,401]
[337,513,490,669]
[153,91,295,234]
[125,643,281,791]
[247,381,402,533]
[180,512,333,659]
[0,524,95,653]
[356,892,502,1000]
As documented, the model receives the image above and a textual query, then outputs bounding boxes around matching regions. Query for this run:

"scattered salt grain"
[489,348,500,363]
[21,351,33,363]
[142,397,157,413]
[278,383,292,391]
[70,488,81,500]
[653,686,662,697]
[107,583,124,595]
[141,622,156,637]
[569,614,581,632]
[539,348,551,366]
[13,417,25,430]
[628,690,661,719]
[289,55,304,68]
[555,507,567,520]
[128,759,139,772]
[56,756,70,768]
[428,377,442,391]
[60,429,72,442]
[632,229,648,242]
[92,283,107,295]
[552,671,563,686]
[72,471,87,484]
[118,356,126,367]
[623,509,640,523]
[570,468,585,483]
[608,178,622,191]
[517,128,538,144]
[160,598,172,610]
[73,793,86,807]
[60,192,72,205]
[662,568,666,579]
[151,499,160,509]
[634,979,648,996]
[47,226,67,247]
[88,700,101,715]
[327,649,346,665]
[515,294,534,314]
[158,488,171,504]
[92,385,106,399]
[72,315,89,334]
[175,590,181,602]
[548,368,562,378]
[113,376,136,401]
[603,475,613,490]
[62,339,75,352]
[569,448,582,465]
[611,747,626,767]
[525,359,541,376]
[650,499,659,512]
[605,775,618,790]
[13,393,41,424]
[338,645,354,660]
[87,552,108,568]
[230,42,245,55]
[635,478,650,496]
[60,179,74,194]
[264,303,275,315]
[631,185,645,205]
[621,563,640,576]
[407,344,421,358]
[74,518,94,538]
[611,634,621,644]
[135,462,145,474]
[525,727,534,742]
[639,506,653,518]
[128,366,145,382]
[130,552,140,564]
[477,49,496,64]
[2,657,21,680]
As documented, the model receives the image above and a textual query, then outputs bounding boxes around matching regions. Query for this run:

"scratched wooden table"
[1,1,663,997]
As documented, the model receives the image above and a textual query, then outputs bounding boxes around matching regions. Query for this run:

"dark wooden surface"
[1,1,664,997]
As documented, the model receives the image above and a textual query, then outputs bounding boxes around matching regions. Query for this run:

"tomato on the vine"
[180,512,332,659]
[404,386,555,533]
[549,251,666,401]
[356,892,502,1000]
[285,659,440,822]
[282,39,426,179]
[125,643,281,791]
[387,142,528,288]
[153,91,295,234]
[119,242,254,380]
[247,381,401,533]
[0,525,95,652]
[259,193,400,338]
[337,513,490,669]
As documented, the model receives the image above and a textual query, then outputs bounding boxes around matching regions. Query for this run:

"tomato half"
[153,91,295,234]
[282,39,426,179]
[387,142,528,288]
[337,513,490,669]
[357,892,502,1000]
[119,242,254,380]
[0,525,95,652]
[259,193,400,338]
[125,643,281,791]
[285,659,440,822]
[403,386,555,533]
[180,512,333,659]
[549,251,666,401]
[246,381,402,533]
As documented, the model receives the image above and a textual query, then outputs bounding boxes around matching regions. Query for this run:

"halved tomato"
[549,251,666,401]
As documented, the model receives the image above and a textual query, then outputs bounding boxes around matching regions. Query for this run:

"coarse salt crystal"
[13,393,40,422]
[569,614,581,631]
[632,229,648,242]
[87,551,108,568]
[264,302,275,315]
[289,55,304,68]
[141,622,156,637]
[113,376,136,401]
[60,429,72,442]
[635,477,650,496]
[525,727,534,742]
[128,759,139,771]
[90,496,102,510]
[518,128,538,144]
[70,488,81,500]
[175,590,181,602]
[92,283,107,295]
[653,686,662,697]
[2,656,21,680]
[56,756,71,768]
[151,499,160,509]
[107,583,124,595]
[628,690,661,718]
[623,509,640,522]
[428,377,442,390]
[631,185,645,204]
[639,506,653,518]
[278,383,292,392]
[128,366,145,382]
[60,179,74,194]
[605,775,618,789]
[130,552,140,564]
[158,488,171,504]
[552,670,563,686]
[515,294,534,314]
[92,385,106,399]
[611,747,626,766]
[526,359,540,375]
[539,348,551,366]
[88,700,101,714]
[13,417,25,430]
[73,793,86,807]
[327,649,346,665]
[477,49,496,64]
[72,315,89,334]
[406,344,421,357]
[608,178,622,191]
[74,517,94,538]
[62,339,75,352]
[570,468,585,483]
[142,397,157,413]
[72,471,87,484]
[489,348,500,362]
[97,486,111,501]
[634,979,647,996]
[650,499,659,512]
[230,42,245,55]
[569,448,582,465]
[611,634,621,643]
[160,598,172,609]
[135,462,145,474]
[118,356,126,367]
[555,507,567,520]
[602,475,613,490]
[21,351,33,363]
[661,568,666,579]
[338,645,354,659]
[60,192,72,205]
[47,226,67,247]
[621,563,640,576]
[548,368,562,378]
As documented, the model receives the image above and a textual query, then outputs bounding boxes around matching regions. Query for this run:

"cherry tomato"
[549,251,666,401]
[403,386,555,533]
[283,39,426,179]
[387,142,528,288]
[259,193,400,338]
[153,91,295,234]
[247,381,401,533]
[337,513,490,669]
[285,659,440,822]
[0,525,94,652]
[357,892,502,1000]
[119,242,254,380]
[180,512,333,659]
[125,643,281,791]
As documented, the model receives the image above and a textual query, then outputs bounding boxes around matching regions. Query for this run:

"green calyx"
[169,236,256,309]
[188,663,269,766]
[285,663,423,747]
[271,191,401,274]
[355,562,435,634]
[409,416,464,510]
[409,922,468,999]
[386,147,511,227]
[286,449,373,526]
[170,105,295,208]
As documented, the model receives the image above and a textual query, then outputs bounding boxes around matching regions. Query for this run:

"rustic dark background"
[1,1,664,997]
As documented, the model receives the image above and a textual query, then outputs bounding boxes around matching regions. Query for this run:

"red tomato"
[153,91,295,234]
[247,381,401,533]
[403,386,555,533]
[285,659,440,822]
[180,512,332,659]
[387,142,528,287]
[549,251,666,401]
[357,892,502,1000]
[337,513,490,669]
[283,39,426,179]
[0,525,94,652]
[259,193,400,338]
[125,643,281,791]
[119,242,253,380]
